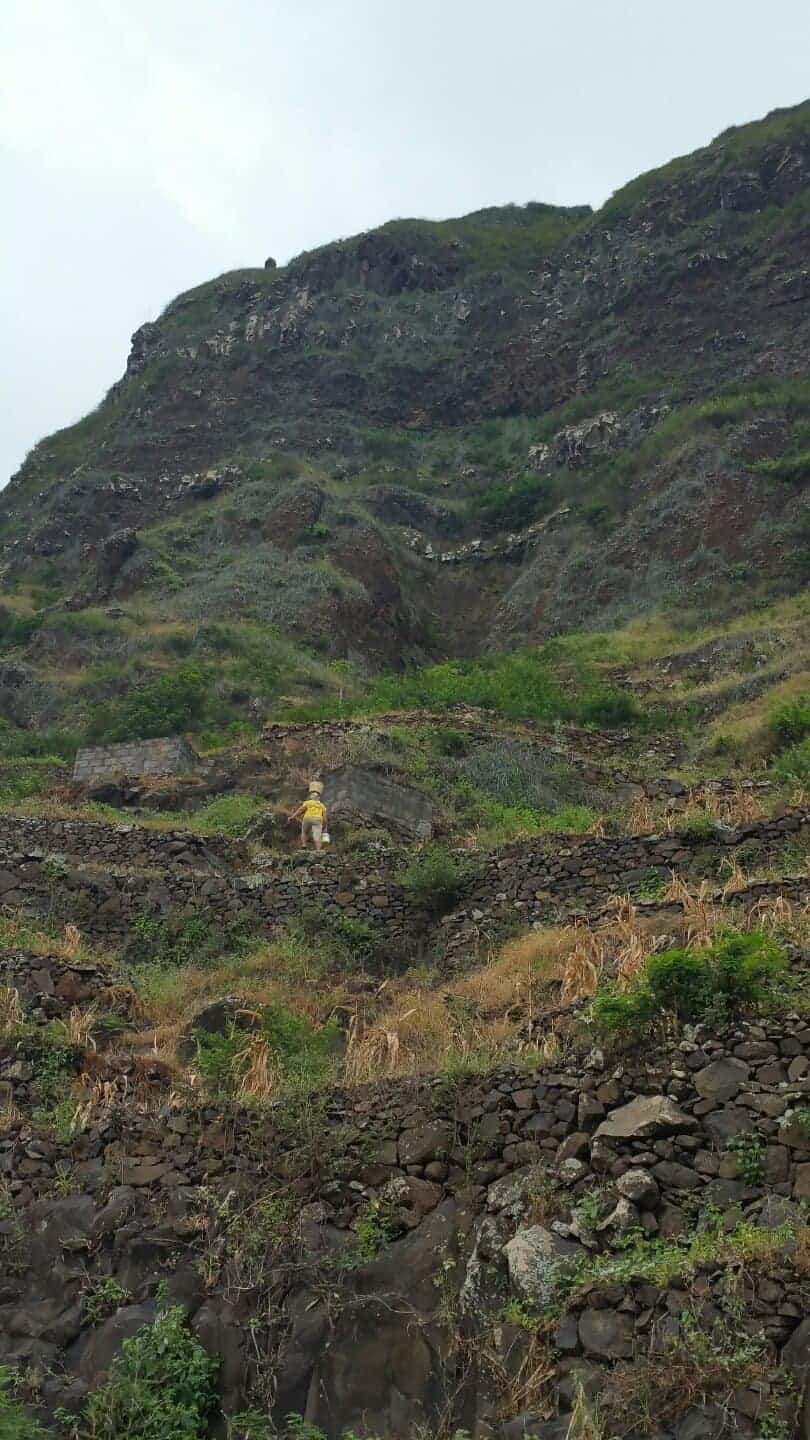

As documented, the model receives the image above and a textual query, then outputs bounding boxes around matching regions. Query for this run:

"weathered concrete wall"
[73,735,198,784]
[323,764,434,837]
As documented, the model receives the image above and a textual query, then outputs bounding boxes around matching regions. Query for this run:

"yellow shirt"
[302,798,326,821]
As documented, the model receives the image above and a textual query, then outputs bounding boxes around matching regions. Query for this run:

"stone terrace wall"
[0,951,127,1023]
[0,810,805,950]
[73,735,198,784]
[0,816,247,871]
[459,808,809,923]
[0,1015,809,1430]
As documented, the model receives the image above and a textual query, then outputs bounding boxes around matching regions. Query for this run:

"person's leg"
[301,818,310,849]
[312,820,323,853]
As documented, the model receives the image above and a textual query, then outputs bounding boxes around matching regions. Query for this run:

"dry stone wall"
[0,951,125,1023]
[1,1014,809,1433]
[0,810,805,956]
[0,815,246,871]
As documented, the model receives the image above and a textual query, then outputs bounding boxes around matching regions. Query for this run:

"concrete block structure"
[72,735,198,785]
[323,764,434,838]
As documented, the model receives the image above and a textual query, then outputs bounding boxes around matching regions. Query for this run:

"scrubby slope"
[1,101,809,704]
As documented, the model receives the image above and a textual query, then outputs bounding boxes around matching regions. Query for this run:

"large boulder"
[595,1095,695,1141]
[503,1225,580,1308]
[693,1058,749,1103]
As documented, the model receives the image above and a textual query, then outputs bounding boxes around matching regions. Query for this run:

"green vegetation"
[195,1003,340,1100]
[125,909,255,972]
[28,1036,81,1140]
[367,652,640,731]
[88,664,211,742]
[399,843,476,914]
[726,1132,765,1184]
[470,473,554,531]
[590,930,786,1036]
[81,1278,131,1326]
[680,810,721,843]
[556,1211,796,1304]
[771,737,810,785]
[352,1194,398,1261]
[0,1366,45,1439]
[75,1291,218,1439]
[755,449,810,485]
[187,793,266,837]
[770,692,810,747]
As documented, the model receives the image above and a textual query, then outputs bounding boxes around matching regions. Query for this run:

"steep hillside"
[1,101,809,721]
[3,96,810,1440]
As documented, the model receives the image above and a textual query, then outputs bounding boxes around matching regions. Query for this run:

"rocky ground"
[0,743,808,1437]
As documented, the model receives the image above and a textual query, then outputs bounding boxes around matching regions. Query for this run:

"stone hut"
[72,735,199,785]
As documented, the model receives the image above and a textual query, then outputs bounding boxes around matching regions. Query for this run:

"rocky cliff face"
[2,102,810,674]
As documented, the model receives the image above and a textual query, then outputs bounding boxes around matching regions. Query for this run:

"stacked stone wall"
[0,816,246,871]
[0,810,805,952]
[0,1015,809,1430]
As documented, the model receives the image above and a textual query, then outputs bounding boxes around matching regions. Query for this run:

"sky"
[2,0,809,488]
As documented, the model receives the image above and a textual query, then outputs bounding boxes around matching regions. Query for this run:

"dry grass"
[0,985,24,1036]
[0,914,113,968]
[630,788,772,837]
[661,875,722,944]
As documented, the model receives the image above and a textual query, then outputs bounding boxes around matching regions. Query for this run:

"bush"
[755,449,810,484]
[125,909,253,970]
[578,688,640,728]
[591,930,785,1036]
[470,473,553,532]
[77,1292,218,1438]
[0,1365,46,1438]
[771,737,810,785]
[680,811,721,843]
[0,612,45,651]
[88,664,211,743]
[192,793,266,837]
[770,693,810,748]
[432,726,470,757]
[195,1004,340,1098]
[400,844,475,914]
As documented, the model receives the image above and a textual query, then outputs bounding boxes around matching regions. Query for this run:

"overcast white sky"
[2,0,809,487]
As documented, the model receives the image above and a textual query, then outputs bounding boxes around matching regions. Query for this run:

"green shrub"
[88,663,211,743]
[591,930,785,1036]
[579,688,640,728]
[771,737,810,785]
[82,1278,131,1326]
[470,473,553,531]
[77,1291,218,1438]
[680,811,721,843]
[125,909,253,970]
[754,449,810,484]
[770,693,810,748]
[193,1029,244,1100]
[0,757,63,806]
[29,1036,81,1139]
[432,726,470,757]
[726,1132,765,1184]
[0,612,45,651]
[191,793,266,837]
[400,843,475,913]
[0,1365,46,1438]
[0,721,77,762]
[195,1004,340,1099]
